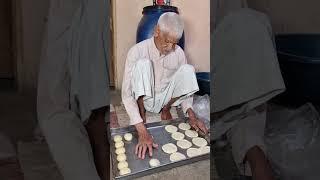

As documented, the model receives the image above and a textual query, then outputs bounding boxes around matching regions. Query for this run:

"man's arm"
[178,48,208,134]
[121,48,144,125]
[121,47,158,159]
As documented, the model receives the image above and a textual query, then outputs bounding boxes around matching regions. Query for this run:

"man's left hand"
[189,117,208,135]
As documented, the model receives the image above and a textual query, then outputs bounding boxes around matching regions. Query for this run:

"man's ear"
[154,25,160,37]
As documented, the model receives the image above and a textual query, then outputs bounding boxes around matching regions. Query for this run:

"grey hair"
[157,12,184,39]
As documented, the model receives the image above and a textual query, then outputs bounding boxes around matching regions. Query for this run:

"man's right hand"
[135,123,158,159]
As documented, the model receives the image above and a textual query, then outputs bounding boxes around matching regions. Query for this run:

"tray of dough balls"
[110,118,210,180]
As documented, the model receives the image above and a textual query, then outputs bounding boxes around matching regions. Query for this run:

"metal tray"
[109,118,210,180]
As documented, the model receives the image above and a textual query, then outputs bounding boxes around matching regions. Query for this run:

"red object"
[156,0,165,5]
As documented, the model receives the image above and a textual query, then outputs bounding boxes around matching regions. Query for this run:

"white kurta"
[122,37,199,125]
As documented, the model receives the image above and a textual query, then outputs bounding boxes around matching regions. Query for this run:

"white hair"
[157,12,184,39]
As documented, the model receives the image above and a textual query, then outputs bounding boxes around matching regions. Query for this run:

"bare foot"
[161,107,173,120]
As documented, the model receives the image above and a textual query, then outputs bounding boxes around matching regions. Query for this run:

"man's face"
[154,26,179,55]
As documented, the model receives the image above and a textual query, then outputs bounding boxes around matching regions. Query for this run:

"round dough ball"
[199,146,210,154]
[176,139,192,149]
[165,125,178,133]
[169,152,186,162]
[117,154,127,162]
[187,148,201,158]
[119,167,131,176]
[115,141,124,148]
[116,147,126,155]
[149,158,161,168]
[162,143,178,154]
[124,133,133,141]
[171,132,185,141]
[117,161,128,170]
[185,130,198,138]
[192,137,208,147]
[113,135,123,143]
[178,123,191,131]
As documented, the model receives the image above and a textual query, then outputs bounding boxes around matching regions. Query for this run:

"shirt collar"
[150,36,165,59]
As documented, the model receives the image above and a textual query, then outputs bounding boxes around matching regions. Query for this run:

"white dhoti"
[131,59,199,114]
[36,0,110,179]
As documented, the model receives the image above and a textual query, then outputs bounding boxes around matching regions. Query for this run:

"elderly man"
[212,9,285,180]
[122,12,208,159]
[37,0,110,180]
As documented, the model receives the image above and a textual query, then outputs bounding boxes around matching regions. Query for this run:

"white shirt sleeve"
[121,47,144,125]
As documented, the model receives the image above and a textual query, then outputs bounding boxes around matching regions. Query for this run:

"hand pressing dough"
[165,125,178,133]
[124,133,133,141]
[171,132,185,141]
[187,148,201,158]
[115,141,124,148]
[185,130,198,138]
[116,147,126,155]
[162,143,178,154]
[176,139,192,149]
[170,152,186,162]
[117,154,127,162]
[117,161,128,170]
[149,158,161,167]
[199,146,210,154]
[114,135,123,142]
[119,167,131,175]
[192,137,208,147]
[178,123,191,130]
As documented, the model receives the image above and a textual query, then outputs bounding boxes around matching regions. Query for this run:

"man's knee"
[177,64,195,74]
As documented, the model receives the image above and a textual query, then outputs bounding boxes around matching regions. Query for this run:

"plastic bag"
[265,103,320,180]
[192,94,210,128]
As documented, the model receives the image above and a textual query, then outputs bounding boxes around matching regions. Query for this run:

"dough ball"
[117,161,128,170]
[113,135,123,143]
[119,167,131,176]
[199,146,210,154]
[165,125,178,133]
[176,139,192,149]
[187,148,201,158]
[192,137,208,147]
[162,143,178,154]
[169,152,186,162]
[185,130,198,138]
[149,158,161,168]
[171,132,185,141]
[124,133,133,141]
[115,141,124,148]
[117,154,127,162]
[116,147,126,155]
[178,123,191,131]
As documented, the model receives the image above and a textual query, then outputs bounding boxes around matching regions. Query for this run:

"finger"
[199,124,208,134]
[192,124,199,132]
[138,145,143,159]
[142,145,147,159]
[135,144,140,155]
[153,143,159,149]
[147,144,153,157]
